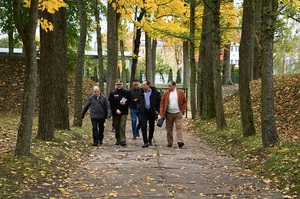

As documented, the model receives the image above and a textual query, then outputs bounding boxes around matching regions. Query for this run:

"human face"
[168,82,176,91]
[115,83,123,89]
[142,81,150,91]
[93,86,100,96]
[132,81,139,89]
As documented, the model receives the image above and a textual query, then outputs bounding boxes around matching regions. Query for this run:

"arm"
[81,95,92,118]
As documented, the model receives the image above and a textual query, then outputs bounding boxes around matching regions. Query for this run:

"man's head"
[93,85,100,96]
[142,80,150,91]
[167,80,176,91]
[115,79,123,89]
[132,79,139,89]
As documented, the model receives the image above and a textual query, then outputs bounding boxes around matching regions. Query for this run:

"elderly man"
[82,86,111,146]
[159,80,187,148]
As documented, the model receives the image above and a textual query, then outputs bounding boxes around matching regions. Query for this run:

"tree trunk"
[261,0,280,146]
[183,41,190,89]
[73,0,87,127]
[200,0,216,120]
[13,0,39,156]
[253,0,262,80]
[106,0,118,96]
[239,0,256,137]
[120,39,127,86]
[93,0,105,92]
[212,0,226,130]
[222,43,233,85]
[145,33,153,82]
[37,10,55,140]
[197,43,202,117]
[53,7,70,130]
[151,39,157,85]
[130,8,145,84]
[189,0,196,119]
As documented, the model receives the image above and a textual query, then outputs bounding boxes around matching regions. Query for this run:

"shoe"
[92,143,98,146]
[142,143,149,148]
[120,141,126,146]
[137,132,140,137]
[115,142,120,145]
[167,144,172,147]
[99,141,103,145]
[178,142,184,148]
[149,141,153,146]
[133,136,136,140]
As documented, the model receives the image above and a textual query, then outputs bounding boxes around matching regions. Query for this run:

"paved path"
[20,118,282,199]
[48,118,281,199]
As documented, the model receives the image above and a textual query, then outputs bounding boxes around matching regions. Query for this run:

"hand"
[116,109,121,114]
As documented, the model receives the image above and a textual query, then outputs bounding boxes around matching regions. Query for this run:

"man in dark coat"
[82,85,111,146]
[137,80,161,148]
[108,79,131,146]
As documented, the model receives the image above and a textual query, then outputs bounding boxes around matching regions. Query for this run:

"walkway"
[24,118,282,199]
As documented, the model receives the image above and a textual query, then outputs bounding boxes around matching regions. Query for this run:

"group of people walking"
[81,79,187,148]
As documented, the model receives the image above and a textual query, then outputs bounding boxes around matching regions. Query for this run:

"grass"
[0,114,93,198]
[192,74,300,198]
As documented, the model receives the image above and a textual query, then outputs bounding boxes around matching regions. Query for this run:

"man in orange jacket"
[159,80,187,148]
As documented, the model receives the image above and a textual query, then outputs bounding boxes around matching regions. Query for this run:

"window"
[235,46,239,51]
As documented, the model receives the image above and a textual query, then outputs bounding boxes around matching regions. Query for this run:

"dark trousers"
[141,109,155,144]
[91,118,105,144]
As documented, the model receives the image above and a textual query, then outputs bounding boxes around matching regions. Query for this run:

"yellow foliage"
[23,0,66,31]
[39,18,54,32]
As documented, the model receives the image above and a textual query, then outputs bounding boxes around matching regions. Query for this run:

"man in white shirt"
[159,81,187,148]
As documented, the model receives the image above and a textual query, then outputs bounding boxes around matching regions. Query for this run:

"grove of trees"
[0,0,300,156]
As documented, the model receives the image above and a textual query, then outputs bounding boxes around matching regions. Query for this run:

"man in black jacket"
[137,80,160,148]
[108,79,131,146]
[82,86,111,146]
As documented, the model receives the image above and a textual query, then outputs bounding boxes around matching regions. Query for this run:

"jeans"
[130,107,141,137]
[91,118,105,144]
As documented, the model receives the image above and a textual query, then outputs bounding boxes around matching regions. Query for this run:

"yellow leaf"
[58,188,69,195]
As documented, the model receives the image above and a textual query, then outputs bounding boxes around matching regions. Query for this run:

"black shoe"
[167,144,172,147]
[178,142,184,148]
[133,136,136,140]
[120,141,126,146]
[115,142,120,145]
[99,141,103,145]
[149,141,153,146]
[142,143,149,148]
[92,143,98,146]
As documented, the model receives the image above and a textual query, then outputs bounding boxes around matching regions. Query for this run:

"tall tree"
[239,0,256,137]
[183,41,190,89]
[145,32,153,82]
[106,0,118,96]
[199,0,216,120]
[53,7,69,130]
[252,0,262,80]
[260,0,280,146]
[93,0,105,92]
[130,8,146,84]
[189,0,197,119]
[37,10,55,140]
[73,0,87,127]
[212,0,226,130]
[222,44,233,85]
[13,0,39,156]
